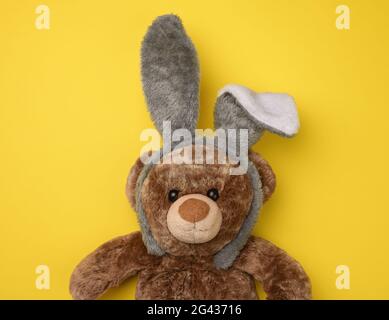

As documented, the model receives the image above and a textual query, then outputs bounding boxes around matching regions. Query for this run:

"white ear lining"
[218,84,300,137]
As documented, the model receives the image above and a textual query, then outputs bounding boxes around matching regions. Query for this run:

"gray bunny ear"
[141,15,200,135]
[214,84,299,148]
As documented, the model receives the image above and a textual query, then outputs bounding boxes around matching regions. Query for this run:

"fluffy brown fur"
[141,162,253,257]
[70,232,310,299]
[70,148,311,300]
[70,14,310,300]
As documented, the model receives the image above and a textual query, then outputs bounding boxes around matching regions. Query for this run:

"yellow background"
[1,0,388,299]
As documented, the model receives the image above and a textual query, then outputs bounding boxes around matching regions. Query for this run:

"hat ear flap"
[126,153,165,257]
[249,151,276,202]
[126,155,147,210]
[141,15,200,136]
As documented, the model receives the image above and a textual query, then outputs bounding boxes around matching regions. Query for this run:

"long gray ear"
[214,84,299,147]
[141,15,200,135]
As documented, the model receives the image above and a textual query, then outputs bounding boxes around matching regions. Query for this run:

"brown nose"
[178,198,210,223]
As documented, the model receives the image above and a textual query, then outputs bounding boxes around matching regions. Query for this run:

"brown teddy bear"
[69,14,311,300]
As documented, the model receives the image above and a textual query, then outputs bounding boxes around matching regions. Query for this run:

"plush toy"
[70,14,311,300]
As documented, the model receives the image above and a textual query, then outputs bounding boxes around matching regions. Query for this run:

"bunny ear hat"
[135,14,299,268]
[141,15,200,136]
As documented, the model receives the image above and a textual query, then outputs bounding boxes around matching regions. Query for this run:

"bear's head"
[126,15,299,269]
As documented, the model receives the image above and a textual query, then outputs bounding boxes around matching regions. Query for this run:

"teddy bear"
[69,14,311,300]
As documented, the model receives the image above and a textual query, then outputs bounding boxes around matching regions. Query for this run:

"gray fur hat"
[133,14,299,269]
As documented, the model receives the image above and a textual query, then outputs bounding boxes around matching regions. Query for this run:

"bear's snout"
[179,198,210,223]
[166,194,222,244]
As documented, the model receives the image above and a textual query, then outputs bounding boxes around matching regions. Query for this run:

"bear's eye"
[168,189,179,202]
[207,188,219,201]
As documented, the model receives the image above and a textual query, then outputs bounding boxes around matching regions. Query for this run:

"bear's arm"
[233,236,311,300]
[69,231,157,300]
